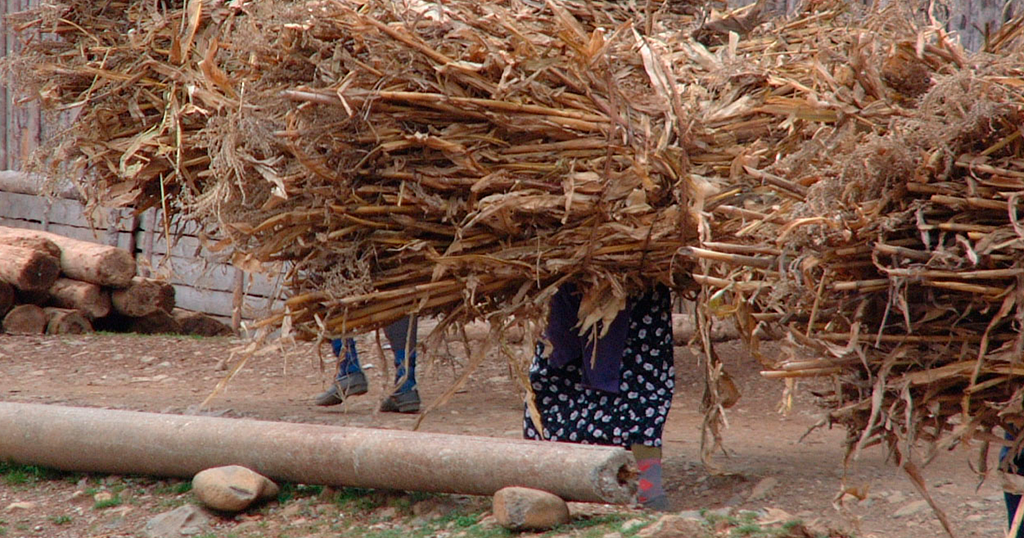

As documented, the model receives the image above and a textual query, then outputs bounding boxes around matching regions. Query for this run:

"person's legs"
[631,444,668,510]
[1003,431,1024,537]
[314,338,369,406]
[380,316,420,413]
[621,285,674,511]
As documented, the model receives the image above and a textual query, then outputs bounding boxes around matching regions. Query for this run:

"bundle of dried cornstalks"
[684,2,1024,533]
[14,0,1024,522]
[6,0,711,343]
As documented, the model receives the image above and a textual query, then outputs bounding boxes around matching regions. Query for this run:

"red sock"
[636,457,666,505]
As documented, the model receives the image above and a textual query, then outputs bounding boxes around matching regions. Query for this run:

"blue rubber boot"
[314,339,369,406]
[380,349,420,413]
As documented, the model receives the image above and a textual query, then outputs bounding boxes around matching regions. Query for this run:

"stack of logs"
[0,226,231,336]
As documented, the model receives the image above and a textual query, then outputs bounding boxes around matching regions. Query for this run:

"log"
[111,277,176,317]
[172,309,233,337]
[127,310,182,335]
[48,278,111,319]
[44,307,93,335]
[2,304,47,334]
[0,282,14,318]
[0,402,637,504]
[0,235,61,258]
[0,244,60,292]
[0,226,136,287]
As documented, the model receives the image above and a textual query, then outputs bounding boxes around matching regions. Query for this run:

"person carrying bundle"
[524,282,675,510]
[1002,434,1024,536]
[313,316,420,413]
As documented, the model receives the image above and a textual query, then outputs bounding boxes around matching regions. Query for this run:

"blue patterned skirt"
[523,286,675,447]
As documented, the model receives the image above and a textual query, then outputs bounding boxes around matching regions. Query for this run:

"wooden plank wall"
[726,0,1024,52]
[2,0,42,171]
[0,186,286,323]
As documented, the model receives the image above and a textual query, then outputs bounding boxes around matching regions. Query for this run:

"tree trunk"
[2,304,47,334]
[0,226,136,287]
[0,244,60,292]
[172,309,233,337]
[0,402,637,504]
[0,282,15,318]
[111,277,176,317]
[48,278,112,319]
[44,307,93,335]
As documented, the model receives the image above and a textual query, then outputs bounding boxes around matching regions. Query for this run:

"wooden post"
[0,0,8,172]
[141,209,157,278]
[231,268,245,331]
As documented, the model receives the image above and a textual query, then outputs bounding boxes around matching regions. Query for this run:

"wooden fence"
[0,172,286,325]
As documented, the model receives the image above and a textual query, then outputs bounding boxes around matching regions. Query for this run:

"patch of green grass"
[49,515,73,526]
[153,480,192,496]
[158,497,189,509]
[94,494,122,510]
[0,462,63,485]
[331,487,386,512]
[277,483,324,504]
[544,513,630,536]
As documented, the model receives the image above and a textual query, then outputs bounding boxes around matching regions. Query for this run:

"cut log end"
[3,304,47,335]
[49,278,111,319]
[173,309,234,337]
[128,310,183,335]
[0,244,60,292]
[112,277,176,317]
[44,307,93,335]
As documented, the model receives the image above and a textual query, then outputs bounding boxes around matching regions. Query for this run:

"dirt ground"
[0,328,1012,538]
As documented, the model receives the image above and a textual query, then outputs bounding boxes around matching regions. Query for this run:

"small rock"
[602,533,624,538]
[157,361,173,368]
[620,518,647,534]
[142,505,212,538]
[492,487,569,531]
[192,465,279,512]
[377,506,398,519]
[748,477,778,501]
[965,514,986,522]
[966,500,989,509]
[677,510,703,520]
[636,515,710,538]
[5,501,37,511]
[893,500,929,518]
[724,493,745,507]
[279,503,303,518]
[140,356,157,364]
[887,491,907,504]
[94,491,114,503]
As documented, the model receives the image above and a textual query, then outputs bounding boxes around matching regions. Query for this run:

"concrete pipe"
[0,402,636,504]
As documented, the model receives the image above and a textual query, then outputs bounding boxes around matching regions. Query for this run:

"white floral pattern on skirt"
[524,286,675,448]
